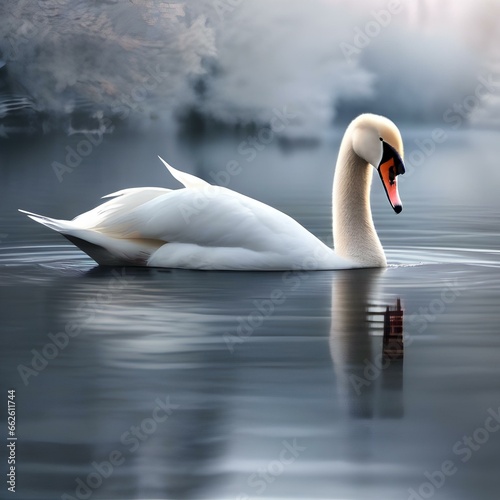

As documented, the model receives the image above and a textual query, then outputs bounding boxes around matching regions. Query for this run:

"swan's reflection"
[20,264,405,498]
[383,298,404,361]
[330,268,404,419]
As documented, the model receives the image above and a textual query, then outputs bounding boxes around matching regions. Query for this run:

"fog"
[3,6,500,500]
[0,0,499,138]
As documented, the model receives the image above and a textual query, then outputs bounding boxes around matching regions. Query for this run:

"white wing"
[20,158,355,270]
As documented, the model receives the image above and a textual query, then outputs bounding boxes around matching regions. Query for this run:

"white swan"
[20,113,405,270]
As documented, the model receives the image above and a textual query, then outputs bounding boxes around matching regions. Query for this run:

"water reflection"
[2,259,409,498]
[330,269,404,419]
[54,267,233,499]
[383,298,404,361]
[4,124,500,499]
[0,260,410,498]
[7,240,500,500]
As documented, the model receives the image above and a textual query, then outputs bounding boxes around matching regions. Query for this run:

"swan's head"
[351,114,405,214]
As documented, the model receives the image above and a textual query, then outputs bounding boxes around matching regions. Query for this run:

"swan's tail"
[19,209,76,233]
[18,209,161,266]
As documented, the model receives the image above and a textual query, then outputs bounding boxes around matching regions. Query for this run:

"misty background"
[0,0,499,140]
[4,4,500,500]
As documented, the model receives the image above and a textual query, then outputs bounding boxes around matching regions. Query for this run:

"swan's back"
[20,157,361,270]
[21,182,354,270]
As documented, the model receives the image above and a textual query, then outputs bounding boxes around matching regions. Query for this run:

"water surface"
[2,128,500,500]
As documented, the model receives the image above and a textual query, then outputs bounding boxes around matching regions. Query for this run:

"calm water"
[2,127,500,500]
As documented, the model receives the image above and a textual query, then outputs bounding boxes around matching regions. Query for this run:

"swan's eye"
[379,137,383,141]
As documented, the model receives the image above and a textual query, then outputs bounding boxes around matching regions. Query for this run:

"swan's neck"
[332,139,386,267]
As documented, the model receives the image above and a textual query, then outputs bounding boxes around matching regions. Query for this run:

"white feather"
[20,114,404,270]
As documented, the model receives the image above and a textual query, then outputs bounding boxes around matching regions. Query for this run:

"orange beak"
[378,141,405,214]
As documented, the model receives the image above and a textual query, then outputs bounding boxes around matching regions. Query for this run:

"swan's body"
[20,114,405,270]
